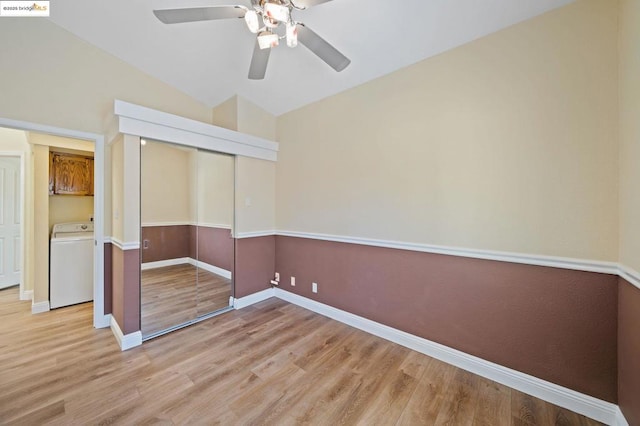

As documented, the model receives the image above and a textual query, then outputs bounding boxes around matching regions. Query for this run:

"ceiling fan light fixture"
[257,30,279,49]
[263,2,290,23]
[244,10,260,33]
[286,22,298,47]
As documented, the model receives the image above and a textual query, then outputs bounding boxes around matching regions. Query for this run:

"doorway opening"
[0,118,107,329]
[0,154,23,293]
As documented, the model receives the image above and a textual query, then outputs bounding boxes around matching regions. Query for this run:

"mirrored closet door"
[140,139,235,339]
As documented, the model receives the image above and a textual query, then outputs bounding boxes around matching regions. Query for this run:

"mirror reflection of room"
[140,139,234,338]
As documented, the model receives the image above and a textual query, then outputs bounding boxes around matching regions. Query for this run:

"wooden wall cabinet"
[49,152,94,196]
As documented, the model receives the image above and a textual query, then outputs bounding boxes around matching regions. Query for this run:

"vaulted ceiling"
[48,0,574,116]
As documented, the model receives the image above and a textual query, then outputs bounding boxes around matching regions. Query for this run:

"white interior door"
[0,157,21,289]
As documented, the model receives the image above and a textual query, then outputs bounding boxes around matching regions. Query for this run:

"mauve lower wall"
[104,242,112,315]
[141,225,190,263]
[112,245,141,335]
[190,226,234,272]
[275,236,618,403]
[142,225,233,272]
[235,236,275,298]
[618,278,640,425]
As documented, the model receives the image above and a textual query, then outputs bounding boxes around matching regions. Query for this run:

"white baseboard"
[272,288,619,425]
[234,288,275,310]
[110,316,142,351]
[141,257,189,270]
[94,313,112,329]
[187,258,232,279]
[31,300,50,314]
[21,289,33,301]
[615,407,630,426]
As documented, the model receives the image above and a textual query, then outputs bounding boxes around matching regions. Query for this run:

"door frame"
[0,117,108,329]
[0,151,25,295]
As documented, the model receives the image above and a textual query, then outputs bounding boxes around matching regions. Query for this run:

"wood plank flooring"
[0,286,602,425]
[141,264,232,337]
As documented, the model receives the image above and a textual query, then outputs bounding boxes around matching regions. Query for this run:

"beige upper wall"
[235,156,276,234]
[49,196,94,231]
[32,145,49,303]
[198,151,234,228]
[211,97,238,132]
[123,135,141,243]
[237,97,277,141]
[211,95,277,234]
[28,134,95,153]
[141,141,192,224]
[619,0,640,273]
[0,19,211,134]
[236,97,277,234]
[0,127,30,151]
[111,136,124,242]
[141,140,235,228]
[276,0,619,261]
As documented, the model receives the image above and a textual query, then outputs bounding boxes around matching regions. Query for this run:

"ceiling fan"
[153,0,351,80]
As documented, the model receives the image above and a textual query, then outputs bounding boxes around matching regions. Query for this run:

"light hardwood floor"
[141,264,232,337]
[0,286,602,425]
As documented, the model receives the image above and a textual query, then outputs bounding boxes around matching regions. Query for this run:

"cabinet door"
[51,153,93,196]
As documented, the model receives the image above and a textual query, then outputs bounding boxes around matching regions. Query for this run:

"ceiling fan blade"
[153,6,247,24]
[293,0,335,7]
[248,40,271,80]
[296,24,350,72]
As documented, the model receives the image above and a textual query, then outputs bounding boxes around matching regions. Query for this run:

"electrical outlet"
[312,282,318,293]
[275,272,280,282]
[291,276,296,286]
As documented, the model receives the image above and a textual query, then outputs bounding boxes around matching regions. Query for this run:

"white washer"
[50,222,94,309]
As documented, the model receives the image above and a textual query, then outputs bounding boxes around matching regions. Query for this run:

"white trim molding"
[141,221,191,227]
[141,221,233,229]
[115,100,278,161]
[268,288,618,425]
[95,313,112,330]
[21,289,33,301]
[234,288,275,310]
[110,315,142,351]
[110,237,140,251]
[236,230,277,239]
[619,264,640,290]
[31,300,50,314]
[198,223,232,230]
[276,231,619,275]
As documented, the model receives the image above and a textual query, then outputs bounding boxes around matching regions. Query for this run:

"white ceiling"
[48,0,574,116]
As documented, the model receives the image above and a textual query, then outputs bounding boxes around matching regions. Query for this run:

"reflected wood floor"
[141,263,232,337]
[0,286,602,425]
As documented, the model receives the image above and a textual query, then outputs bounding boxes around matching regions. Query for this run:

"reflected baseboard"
[187,258,232,279]
[141,258,190,270]
[142,257,232,279]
